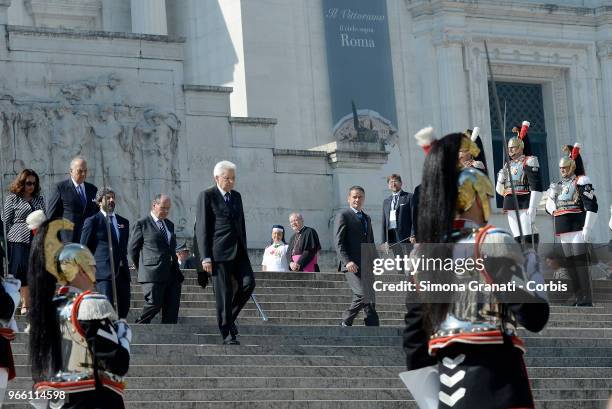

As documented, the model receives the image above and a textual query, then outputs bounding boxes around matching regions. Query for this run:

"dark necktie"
[356,212,367,234]
[108,215,118,240]
[157,220,169,243]
[224,192,230,204]
[391,194,398,211]
[77,185,87,207]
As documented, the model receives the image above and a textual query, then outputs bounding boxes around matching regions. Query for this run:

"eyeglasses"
[25,181,36,186]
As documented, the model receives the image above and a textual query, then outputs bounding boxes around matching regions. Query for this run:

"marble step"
[1,401,607,409]
[119,299,612,312]
[8,375,612,391]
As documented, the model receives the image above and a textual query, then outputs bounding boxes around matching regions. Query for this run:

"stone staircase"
[6,270,612,408]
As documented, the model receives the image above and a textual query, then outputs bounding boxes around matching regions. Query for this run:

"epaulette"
[525,156,540,167]
[77,292,117,321]
[576,175,592,186]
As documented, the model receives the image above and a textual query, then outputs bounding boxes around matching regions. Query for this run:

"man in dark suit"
[129,194,184,324]
[176,242,199,270]
[381,174,414,247]
[335,185,379,327]
[196,160,255,345]
[80,187,131,319]
[47,156,98,243]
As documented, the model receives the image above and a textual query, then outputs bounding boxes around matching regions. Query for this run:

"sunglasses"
[25,181,36,186]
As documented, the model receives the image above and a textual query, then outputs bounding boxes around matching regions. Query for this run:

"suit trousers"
[213,247,256,337]
[342,271,379,326]
[137,278,182,324]
[97,275,131,320]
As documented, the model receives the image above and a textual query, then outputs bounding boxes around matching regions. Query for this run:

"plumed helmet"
[44,219,96,285]
[57,244,96,284]
[508,120,530,151]
[414,126,437,155]
[26,209,47,231]
[559,143,583,176]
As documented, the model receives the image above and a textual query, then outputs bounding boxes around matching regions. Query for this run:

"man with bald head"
[48,156,98,242]
[129,194,184,324]
[286,213,321,272]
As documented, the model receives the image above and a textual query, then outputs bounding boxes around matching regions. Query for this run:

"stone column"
[0,0,12,25]
[131,0,167,35]
[596,40,612,241]
[434,36,470,133]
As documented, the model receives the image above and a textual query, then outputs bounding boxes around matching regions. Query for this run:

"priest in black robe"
[286,213,321,272]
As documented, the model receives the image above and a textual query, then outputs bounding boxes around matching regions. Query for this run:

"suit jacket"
[47,179,98,242]
[128,215,183,283]
[80,212,130,281]
[195,186,249,263]
[334,208,375,272]
[411,185,421,239]
[381,190,413,243]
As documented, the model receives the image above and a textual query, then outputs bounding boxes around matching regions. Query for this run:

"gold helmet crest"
[44,219,96,285]
[456,167,495,222]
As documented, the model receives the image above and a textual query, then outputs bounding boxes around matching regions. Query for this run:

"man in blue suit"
[80,187,131,319]
[48,156,98,243]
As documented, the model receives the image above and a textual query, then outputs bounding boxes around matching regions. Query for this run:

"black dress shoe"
[340,321,352,327]
[223,338,240,345]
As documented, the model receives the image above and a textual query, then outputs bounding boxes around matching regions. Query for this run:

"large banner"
[323,0,397,143]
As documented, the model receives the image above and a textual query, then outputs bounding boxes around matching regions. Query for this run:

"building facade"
[1,0,611,250]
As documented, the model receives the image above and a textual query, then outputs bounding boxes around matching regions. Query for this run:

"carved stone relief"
[0,73,186,232]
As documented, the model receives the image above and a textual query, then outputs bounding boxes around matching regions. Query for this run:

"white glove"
[582,211,598,243]
[609,205,612,231]
[115,319,132,353]
[548,183,561,199]
[527,191,542,224]
[545,197,556,215]
[497,169,506,185]
[496,170,506,196]
[522,249,547,301]
[582,228,592,243]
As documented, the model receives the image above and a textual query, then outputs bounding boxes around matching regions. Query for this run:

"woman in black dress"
[2,169,46,314]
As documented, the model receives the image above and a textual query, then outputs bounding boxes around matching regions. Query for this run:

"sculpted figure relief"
[0,73,185,232]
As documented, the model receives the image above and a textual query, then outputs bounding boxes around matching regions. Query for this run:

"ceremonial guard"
[28,219,131,408]
[495,121,543,244]
[1,274,19,405]
[545,143,598,306]
[402,130,549,409]
[459,127,487,171]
